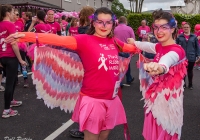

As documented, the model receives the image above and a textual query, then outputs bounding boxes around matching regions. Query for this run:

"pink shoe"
[2,109,18,118]
[10,100,22,107]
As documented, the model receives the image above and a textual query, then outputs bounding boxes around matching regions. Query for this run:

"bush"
[127,13,200,39]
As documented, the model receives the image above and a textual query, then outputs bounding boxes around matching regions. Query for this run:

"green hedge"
[127,13,200,39]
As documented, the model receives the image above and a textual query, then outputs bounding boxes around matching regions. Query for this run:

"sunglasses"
[94,19,113,27]
[152,23,171,32]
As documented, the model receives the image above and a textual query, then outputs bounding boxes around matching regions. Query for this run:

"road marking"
[44,119,74,140]
[18,72,32,77]
[18,72,75,139]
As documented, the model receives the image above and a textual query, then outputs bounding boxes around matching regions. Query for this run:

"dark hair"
[0,4,13,21]
[118,16,127,24]
[79,6,95,26]
[62,15,66,20]
[152,9,177,39]
[67,17,72,23]
[87,7,116,38]
[37,10,46,23]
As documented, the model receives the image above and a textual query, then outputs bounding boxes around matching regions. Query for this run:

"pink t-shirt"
[178,29,184,35]
[184,34,189,41]
[47,21,61,34]
[154,43,185,63]
[61,20,68,30]
[69,27,79,36]
[74,35,125,99]
[137,26,151,38]
[14,20,24,32]
[35,23,52,33]
[0,21,16,58]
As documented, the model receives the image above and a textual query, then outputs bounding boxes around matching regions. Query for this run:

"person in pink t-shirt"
[0,5,26,119]
[14,9,24,32]
[13,9,29,87]
[27,10,52,61]
[69,18,79,36]
[46,10,61,35]
[6,7,138,140]
[61,15,68,32]
[28,10,52,33]
[137,19,151,41]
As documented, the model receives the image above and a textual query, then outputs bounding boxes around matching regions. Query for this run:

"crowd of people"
[0,3,200,140]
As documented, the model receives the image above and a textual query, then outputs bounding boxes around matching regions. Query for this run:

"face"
[141,20,146,26]
[47,11,54,22]
[152,19,174,43]
[22,12,26,20]
[73,19,78,26]
[93,13,113,38]
[14,11,19,21]
[183,24,190,34]
[7,9,15,22]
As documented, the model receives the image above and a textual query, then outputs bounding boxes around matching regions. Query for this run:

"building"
[170,0,200,14]
[41,0,114,12]
[0,0,113,15]
[0,0,64,16]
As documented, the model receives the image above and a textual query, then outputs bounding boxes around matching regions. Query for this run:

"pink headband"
[47,10,54,14]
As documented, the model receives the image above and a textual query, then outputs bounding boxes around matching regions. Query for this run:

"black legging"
[0,57,18,109]
[19,50,28,80]
[186,62,195,87]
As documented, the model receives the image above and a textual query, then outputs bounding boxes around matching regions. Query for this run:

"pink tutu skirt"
[18,42,27,52]
[143,111,179,140]
[72,95,127,134]
[27,43,37,60]
[27,43,45,60]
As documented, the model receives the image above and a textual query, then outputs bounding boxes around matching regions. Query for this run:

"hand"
[127,38,135,45]
[19,60,27,67]
[144,62,164,76]
[5,33,25,45]
[32,16,37,24]
[196,57,200,64]
[197,36,200,40]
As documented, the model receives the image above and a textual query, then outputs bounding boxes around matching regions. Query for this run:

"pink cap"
[195,24,200,31]
[181,21,187,25]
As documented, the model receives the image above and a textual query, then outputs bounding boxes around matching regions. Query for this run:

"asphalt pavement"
[0,55,200,140]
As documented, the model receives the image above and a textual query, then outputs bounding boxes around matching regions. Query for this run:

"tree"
[128,0,144,13]
[111,0,126,18]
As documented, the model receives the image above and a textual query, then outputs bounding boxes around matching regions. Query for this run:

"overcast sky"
[119,0,185,11]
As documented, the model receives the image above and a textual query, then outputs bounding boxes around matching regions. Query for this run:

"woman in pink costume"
[6,7,137,140]
[127,9,200,140]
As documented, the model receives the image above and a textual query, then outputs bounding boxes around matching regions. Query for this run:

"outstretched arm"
[114,38,138,53]
[127,38,156,54]
[6,32,77,50]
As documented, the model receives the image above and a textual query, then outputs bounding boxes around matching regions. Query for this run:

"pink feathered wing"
[32,46,131,113]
